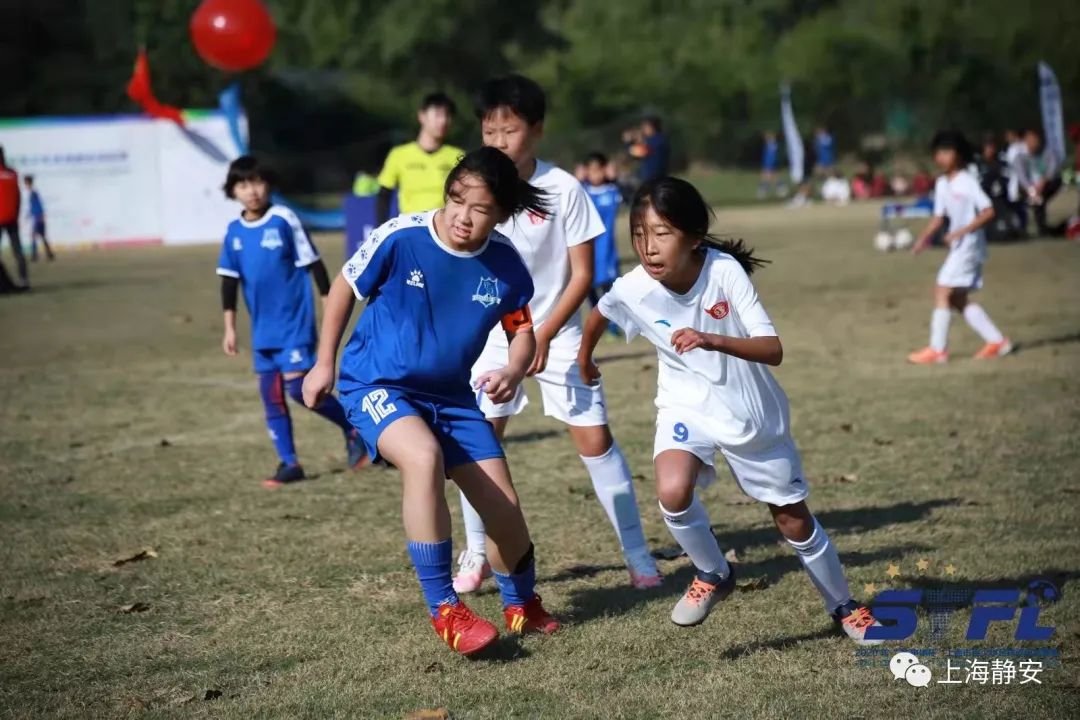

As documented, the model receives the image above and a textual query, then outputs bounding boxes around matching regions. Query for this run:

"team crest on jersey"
[706,301,729,320]
[232,236,242,251]
[260,228,283,250]
[407,269,425,289]
[526,209,548,225]
[471,277,501,308]
[288,348,304,364]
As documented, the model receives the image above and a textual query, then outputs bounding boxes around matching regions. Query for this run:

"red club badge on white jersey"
[706,301,729,320]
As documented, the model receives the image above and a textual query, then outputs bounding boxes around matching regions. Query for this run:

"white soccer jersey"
[490,159,606,341]
[933,170,992,248]
[598,249,792,450]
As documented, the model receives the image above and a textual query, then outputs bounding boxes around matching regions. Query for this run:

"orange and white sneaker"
[973,338,1013,359]
[430,601,499,656]
[504,594,560,635]
[625,548,663,589]
[833,600,884,646]
[670,568,736,626]
[452,549,492,594]
[907,346,949,364]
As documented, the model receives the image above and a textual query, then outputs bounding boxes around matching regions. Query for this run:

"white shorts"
[936,240,986,290]
[653,407,808,506]
[470,326,608,427]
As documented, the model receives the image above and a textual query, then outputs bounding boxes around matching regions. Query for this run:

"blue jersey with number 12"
[339,211,534,404]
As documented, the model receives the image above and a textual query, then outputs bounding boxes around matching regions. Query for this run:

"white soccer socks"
[660,496,731,579]
[962,303,1005,344]
[458,491,488,555]
[786,517,852,613]
[930,307,951,351]
[580,443,649,555]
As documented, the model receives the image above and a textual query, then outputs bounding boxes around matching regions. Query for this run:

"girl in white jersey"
[908,131,1012,364]
[578,177,881,644]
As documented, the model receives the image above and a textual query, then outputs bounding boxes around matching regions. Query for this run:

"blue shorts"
[253,344,316,374]
[339,385,504,469]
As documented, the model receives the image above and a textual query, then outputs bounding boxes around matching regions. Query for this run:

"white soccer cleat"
[833,601,884,645]
[624,548,663,589]
[452,549,491,594]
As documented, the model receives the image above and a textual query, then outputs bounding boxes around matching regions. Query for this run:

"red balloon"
[190,0,276,72]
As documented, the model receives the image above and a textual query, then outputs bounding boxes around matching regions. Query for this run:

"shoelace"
[685,579,716,606]
[446,603,480,629]
[844,607,874,630]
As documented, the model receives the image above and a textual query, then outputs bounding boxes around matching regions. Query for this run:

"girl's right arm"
[913,216,944,255]
[578,306,609,385]
[303,274,356,408]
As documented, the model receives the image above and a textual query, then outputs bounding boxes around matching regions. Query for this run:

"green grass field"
[1,201,1079,719]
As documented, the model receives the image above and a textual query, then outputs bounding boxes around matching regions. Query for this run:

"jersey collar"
[237,206,276,229]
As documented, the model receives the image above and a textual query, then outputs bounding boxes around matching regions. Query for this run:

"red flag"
[126,49,185,126]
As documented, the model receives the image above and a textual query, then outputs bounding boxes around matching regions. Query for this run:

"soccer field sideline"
[1,201,1078,718]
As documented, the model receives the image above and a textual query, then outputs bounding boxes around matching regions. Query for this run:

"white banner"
[0,111,245,246]
[1038,62,1066,165]
[780,84,804,185]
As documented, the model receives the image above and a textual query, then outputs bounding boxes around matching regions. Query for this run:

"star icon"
[886,564,902,579]
[916,558,931,572]
[863,583,877,595]
[944,563,957,576]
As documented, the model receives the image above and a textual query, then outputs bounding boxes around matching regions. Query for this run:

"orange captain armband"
[501,305,534,333]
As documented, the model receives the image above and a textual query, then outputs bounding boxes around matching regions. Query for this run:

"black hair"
[643,115,662,132]
[444,147,549,221]
[585,151,608,166]
[23,174,33,184]
[930,130,973,164]
[1024,127,1044,140]
[420,91,456,117]
[629,177,767,275]
[223,155,277,199]
[474,74,546,125]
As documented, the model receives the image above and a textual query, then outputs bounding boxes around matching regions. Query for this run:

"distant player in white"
[453,75,661,592]
[908,131,1011,364]
[577,177,881,643]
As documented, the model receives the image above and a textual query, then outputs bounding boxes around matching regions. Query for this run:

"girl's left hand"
[671,328,716,354]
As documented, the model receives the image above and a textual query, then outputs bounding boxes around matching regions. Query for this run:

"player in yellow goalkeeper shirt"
[376,92,464,224]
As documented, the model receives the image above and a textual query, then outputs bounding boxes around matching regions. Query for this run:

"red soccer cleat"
[430,601,499,656]
[503,594,560,635]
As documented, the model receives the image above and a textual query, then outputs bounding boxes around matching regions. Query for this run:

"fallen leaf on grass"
[839,473,859,483]
[405,709,450,720]
[632,474,646,482]
[280,514,311,521]
[724,549,740,564]
[159,438,172,447]
[172,689,222,706]
[423,662,443,674]
[640,364,654,371]
[120,697,147,711]
[114,548,158,567]
[737,576,769,592]
[839,423,853,432]
[872,437,893,446]
[119,602,150,613]
[723,495,754,505]
[202,689,222,701]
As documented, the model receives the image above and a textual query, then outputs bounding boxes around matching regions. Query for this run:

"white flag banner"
[781,84,804,185]
[1038,61,1066,165]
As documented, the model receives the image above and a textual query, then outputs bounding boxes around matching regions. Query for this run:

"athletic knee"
[573,425,614,458]
[656,476,694,513]
[769,502,813,541]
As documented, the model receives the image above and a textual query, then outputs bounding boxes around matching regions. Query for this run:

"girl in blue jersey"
[303,147,559,656]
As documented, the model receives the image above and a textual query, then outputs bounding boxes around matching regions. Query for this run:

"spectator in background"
[1018,127,1064,236]
[0,147,28,289]
[813,126,835,175]
[24,175,54,262]
[1067,123,1080,240]
[1003,128,1029,232]
[375,92,464,225]
[911,166,934,197]
[626,115,670,184]
[580,152,622,334]
[851,162,873,200]
[758,131,784,198]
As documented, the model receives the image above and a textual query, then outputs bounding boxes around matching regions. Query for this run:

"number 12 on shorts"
[362,388,397,425]
[673,422,689,442]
